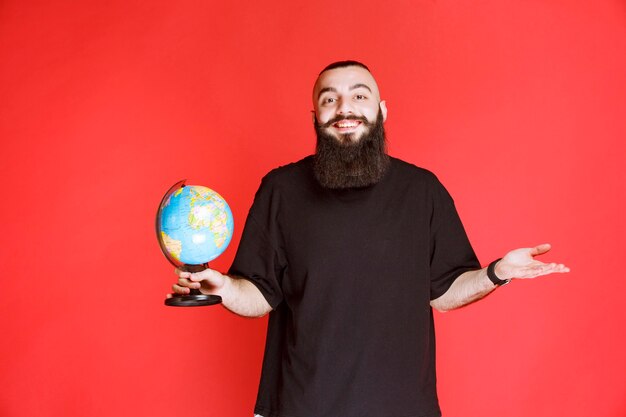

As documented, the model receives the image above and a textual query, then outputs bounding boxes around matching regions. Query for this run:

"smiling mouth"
[333,120,362,129]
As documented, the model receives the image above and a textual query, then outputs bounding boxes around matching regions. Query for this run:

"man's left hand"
[496,243,570,281]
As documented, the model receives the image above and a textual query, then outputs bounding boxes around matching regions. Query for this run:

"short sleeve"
[429,179,481,300]
[228,178,286,309]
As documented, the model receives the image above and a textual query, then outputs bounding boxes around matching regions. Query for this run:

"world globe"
[156,180,234,306]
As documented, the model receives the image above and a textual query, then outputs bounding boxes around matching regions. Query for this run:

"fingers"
[544,261,569,271]
[175,267,214,282]
[171,267,224,296]
[171,283,189,294]
[178,277,201,288]
[174,267,192,279]
[171,283,197,294]
[516,262,570,279]
[530,243,552,257]
[170,274,202,295]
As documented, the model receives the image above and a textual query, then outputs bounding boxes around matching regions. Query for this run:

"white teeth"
[336,121,359,128]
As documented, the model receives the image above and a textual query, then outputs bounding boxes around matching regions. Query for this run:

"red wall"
[1,1,624,416]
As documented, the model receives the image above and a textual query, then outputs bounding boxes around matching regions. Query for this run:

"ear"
[311,110,318,124]
[379,100,388,122]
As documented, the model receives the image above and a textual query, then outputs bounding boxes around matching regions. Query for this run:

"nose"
[336,97,354,116]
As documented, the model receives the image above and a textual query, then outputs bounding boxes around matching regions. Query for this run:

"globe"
[156,180,234,307]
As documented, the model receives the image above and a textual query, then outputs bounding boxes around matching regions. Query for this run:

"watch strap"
[487,258,511,286]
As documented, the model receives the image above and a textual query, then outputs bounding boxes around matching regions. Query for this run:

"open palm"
[497,243,570,281]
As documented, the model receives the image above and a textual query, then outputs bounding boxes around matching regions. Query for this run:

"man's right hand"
[171,267,226,297]
[169,268,273,317]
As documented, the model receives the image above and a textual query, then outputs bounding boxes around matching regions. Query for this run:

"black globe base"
[165,289,222,307]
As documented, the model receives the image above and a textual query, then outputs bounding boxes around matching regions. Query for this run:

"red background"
[1,1,625,416]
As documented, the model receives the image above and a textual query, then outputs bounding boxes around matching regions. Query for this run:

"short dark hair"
[319,60,370,75]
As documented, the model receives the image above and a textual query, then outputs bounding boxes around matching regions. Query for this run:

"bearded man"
[172,61,569,417]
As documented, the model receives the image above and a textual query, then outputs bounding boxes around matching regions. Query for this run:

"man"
[172,61,569,417]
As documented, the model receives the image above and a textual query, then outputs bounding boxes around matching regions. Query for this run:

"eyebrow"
[317,83,373,99]
[350,83,372,93]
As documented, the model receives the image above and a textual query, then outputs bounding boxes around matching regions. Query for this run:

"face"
[313,66,387,143]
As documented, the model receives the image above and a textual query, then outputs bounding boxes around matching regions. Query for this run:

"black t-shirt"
[229,156,480,417]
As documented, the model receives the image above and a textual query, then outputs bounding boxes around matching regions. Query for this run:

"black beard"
[313,110,389,189]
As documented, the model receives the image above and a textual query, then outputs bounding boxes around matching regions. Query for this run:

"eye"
[355,94,367,100]
[321,97,337,105]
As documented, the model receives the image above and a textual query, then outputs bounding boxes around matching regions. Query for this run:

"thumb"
[188,272,205,282]
[530,243,552,257]
[188,267,215,282]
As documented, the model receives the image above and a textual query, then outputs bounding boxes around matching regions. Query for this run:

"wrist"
[214,272,233,299]
[487,259,511,287]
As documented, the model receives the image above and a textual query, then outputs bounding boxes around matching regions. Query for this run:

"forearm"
[429,244,569,312]
[219,275,273,318]
[430,268,496,312]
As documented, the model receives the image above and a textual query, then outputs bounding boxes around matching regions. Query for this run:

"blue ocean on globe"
[158,185,234,265]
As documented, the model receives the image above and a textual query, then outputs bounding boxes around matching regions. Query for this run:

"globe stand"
[157,179,233,308]
[164,263,222,307]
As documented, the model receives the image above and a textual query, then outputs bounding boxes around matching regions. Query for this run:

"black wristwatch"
[487,258,511,286]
